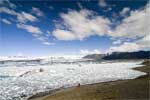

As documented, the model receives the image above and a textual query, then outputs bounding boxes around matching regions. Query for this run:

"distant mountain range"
[83,54,106,60]
[83,51,150,60]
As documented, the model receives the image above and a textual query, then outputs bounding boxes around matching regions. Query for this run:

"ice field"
[0,57,145,100]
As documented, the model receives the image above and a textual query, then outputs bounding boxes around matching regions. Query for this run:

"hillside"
[103,51,150,60]
[83,51,150,60]
[83,54,106,60]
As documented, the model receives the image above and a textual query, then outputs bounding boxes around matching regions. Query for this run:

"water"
[0,58,145,100]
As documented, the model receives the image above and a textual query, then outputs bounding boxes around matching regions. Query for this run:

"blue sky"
[0,0,149,56]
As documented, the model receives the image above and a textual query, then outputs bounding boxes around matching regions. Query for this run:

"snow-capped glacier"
[0,57,145,100]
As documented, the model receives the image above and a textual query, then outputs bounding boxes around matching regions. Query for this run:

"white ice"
[0,60,145,100]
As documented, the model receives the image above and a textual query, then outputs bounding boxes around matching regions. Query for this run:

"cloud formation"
[80,49,101,55]
[17,12,38,23]
[106,4,150,52]
[120,7,130,16]
[0,7,17,15]
[52,5,149,40]
[52,3,149,52]
[136,34,150,49]
[1,18,12,24]
[52,9,111,40]
[0,0,16,9]
[108,34,150,53]
[52,29,76,40]
[107,42,140,53]
[42,41,54,45]
[32,7,44,17]
[0,7,38,23]
[17,24,42,34]
[1,0,149,51]
[0,3,52,46]
[112,39,122,45]
[111,5,149,39]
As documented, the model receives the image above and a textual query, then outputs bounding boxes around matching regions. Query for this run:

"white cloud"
[17,12,38,23]
[120,7,130,16]
[108,34,150,53]
[1,1,149,50]
[107,42,140,53]
[16,24,54,46]
[80,49,101,55]
[52,4,149,54]
[0,7,17,15]
[52,9,111,40]
[136,34,150,49]
[52,29,76,40]
[108,4,150,51]
[112,39,122,45]
[42,42,54,45]
[0,0,16,9]
[0,7,38,23]
[36,36,47,41]
[110,5,150,39]
[46,30,51,34]
[17,24,42,34]
[32,7,44,17]
[1,18,11,24]
[0,4,54,46]
[46,30,52,37]
[35,35,54,46]
[99,0,107,7]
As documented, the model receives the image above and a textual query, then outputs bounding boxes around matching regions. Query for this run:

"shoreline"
[28,60,150,100]
[28,79,128,100]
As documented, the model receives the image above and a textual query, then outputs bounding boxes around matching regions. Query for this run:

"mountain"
[83,51,150,60]
[83,54,106,60]
[103,51,150,60]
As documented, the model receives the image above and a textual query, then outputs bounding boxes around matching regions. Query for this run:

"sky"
[0,0,149,56]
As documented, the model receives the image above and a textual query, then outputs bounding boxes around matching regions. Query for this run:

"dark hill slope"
[83,54,106,60]
[103,51,150,60]
[83,51,150,60]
